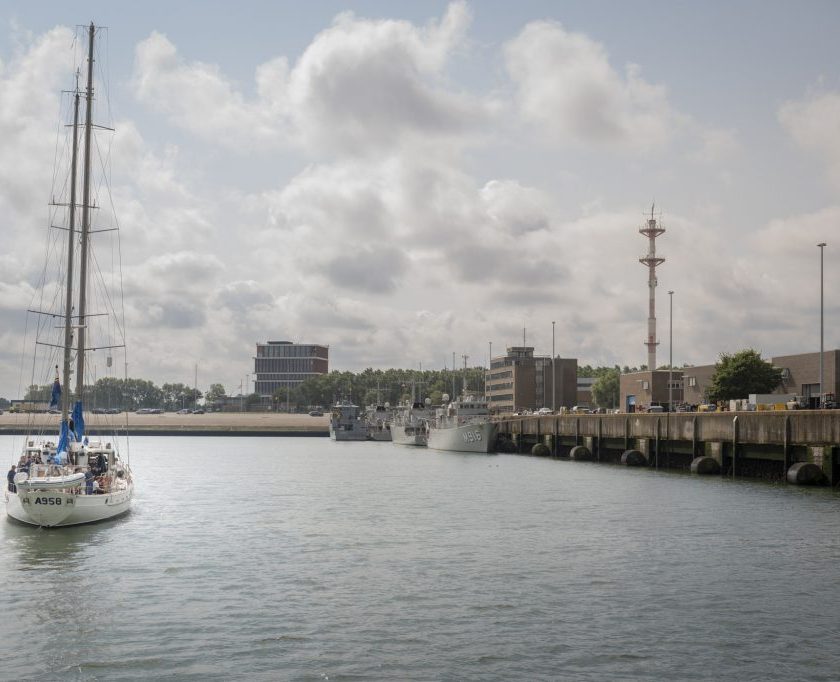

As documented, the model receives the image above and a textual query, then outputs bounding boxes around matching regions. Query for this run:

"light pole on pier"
[818,242,826,407]
[668,291,674,413]
[552,321,556,411]
[487,341,492,401]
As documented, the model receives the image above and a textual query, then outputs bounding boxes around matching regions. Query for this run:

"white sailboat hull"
[5,482,133,527]
[427,421,497,453]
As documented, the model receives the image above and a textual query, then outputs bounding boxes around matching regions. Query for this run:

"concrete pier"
[496,412,840,485]
[0,412,330,437]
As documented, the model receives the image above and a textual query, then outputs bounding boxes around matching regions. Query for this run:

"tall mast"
[639,204,665,371]
[462,354,469,396]
[61,75,82,420]
[74,22,95,400]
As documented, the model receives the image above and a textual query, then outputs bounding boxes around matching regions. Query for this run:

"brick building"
[486,346,577,414]
[619,369,684,412]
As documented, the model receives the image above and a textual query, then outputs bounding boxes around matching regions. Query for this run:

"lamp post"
[819,242,826,407]
[668,291,674,413]
[487,341,492,401]
[551,321,556,411]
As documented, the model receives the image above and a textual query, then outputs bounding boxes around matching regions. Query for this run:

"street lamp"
[818,242,826,407]
[487,341,492,401]
[487,341,492,413]
[551,321,556,411]
[668,291,674,413]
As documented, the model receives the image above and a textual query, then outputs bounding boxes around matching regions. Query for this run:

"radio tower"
[639,204,665,370]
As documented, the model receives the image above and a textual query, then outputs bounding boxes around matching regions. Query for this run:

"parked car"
[537,407,553,415]
[309,410,324,417]
[177,408,191,414]
[192,409,205,414]
[647,405,664,413]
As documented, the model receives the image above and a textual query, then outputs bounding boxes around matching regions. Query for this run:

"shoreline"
[0,412,330,437]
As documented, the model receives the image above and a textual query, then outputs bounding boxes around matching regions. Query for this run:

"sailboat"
[5,24,133,527]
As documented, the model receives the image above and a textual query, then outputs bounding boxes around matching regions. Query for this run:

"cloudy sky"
[1,1,838,398]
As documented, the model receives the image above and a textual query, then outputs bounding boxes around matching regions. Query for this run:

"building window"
[687,377,696,387]
[642,381,649,390]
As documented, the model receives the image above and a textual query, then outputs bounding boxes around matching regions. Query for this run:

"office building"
[486,346,577,414]
[253,341,329,399]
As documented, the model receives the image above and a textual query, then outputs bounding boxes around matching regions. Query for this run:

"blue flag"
[49,377,61,409]
[57,420,69,457]
[72,401,85,441]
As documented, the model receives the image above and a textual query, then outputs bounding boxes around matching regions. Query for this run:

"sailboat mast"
[61,78,82,421]
[74,22,95,401]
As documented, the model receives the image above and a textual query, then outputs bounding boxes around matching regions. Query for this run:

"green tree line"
[23,378,202,412]
[279,367,488,409]
[16,350,778,412]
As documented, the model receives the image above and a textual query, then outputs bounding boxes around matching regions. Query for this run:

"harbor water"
[2,435,839,680]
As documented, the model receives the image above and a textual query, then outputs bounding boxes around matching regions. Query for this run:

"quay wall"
[0,413,330,437]
[497,411,840,484]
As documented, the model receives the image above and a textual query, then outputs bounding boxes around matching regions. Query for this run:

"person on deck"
[84,468,93,495]
[7,465,16,493]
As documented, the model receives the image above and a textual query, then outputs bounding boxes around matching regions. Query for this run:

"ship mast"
[462,354,469,397]
[74,22,95,401]
[60,74,82,421]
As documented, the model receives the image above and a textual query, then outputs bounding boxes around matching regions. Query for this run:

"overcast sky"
[1,1,838,398]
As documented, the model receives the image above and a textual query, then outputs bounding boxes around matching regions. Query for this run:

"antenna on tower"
[639,204,665,370]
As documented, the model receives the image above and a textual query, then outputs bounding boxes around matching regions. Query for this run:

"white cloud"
[689,128,741,164]
[504,21,678,150]
[132,2,488,155]
[2,8,839,399]
[132,31,288,150]
[0,26,75,269]
[780,90,840,188]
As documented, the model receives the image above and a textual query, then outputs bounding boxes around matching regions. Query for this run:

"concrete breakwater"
[0,412,330,437]
[496,411,840,485]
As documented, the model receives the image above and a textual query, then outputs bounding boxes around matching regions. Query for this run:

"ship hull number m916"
[462,430,482,443]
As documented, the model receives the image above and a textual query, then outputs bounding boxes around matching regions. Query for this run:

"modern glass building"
[253,341,329,399]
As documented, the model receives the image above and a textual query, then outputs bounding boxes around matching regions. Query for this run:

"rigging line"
[92,137,127,350]
[88,240,126,346]
[49,83,69,197]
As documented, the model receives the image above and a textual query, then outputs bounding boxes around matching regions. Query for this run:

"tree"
[161,382,201,411]
[591,367,620,409]
[706,349,782,402]
[205,383,227,403]
[24,384,52,402]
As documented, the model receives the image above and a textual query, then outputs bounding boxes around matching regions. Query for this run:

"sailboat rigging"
[5,23,134,527]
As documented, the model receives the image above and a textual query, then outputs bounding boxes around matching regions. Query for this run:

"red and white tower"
[639,205,665,370]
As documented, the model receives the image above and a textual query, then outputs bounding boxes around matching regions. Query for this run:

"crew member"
[7,465,16,493]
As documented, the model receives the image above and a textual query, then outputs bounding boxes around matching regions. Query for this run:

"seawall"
[0,412,330,437]
[496,411,840,485]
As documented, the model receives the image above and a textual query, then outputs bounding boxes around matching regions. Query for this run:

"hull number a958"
[34,497,62,505]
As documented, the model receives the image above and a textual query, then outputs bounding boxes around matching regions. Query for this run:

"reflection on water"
[5,512,131,569]
[1,435,840,681]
